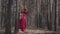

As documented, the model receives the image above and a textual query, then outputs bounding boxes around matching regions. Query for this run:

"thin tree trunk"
[54,0,57,31]
[14,0,19,33]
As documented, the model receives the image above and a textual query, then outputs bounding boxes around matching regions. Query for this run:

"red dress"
[18,9,28,32]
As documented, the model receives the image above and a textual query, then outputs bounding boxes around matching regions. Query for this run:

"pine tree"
[4,0,13,34]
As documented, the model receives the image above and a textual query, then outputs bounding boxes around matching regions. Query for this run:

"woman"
[18,9,28,32]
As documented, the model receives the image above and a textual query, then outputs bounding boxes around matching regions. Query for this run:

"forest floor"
[0,29,59,34]
[17,29,54,34]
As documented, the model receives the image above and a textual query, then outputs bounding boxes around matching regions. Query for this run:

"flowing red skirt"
[18,15,27,32]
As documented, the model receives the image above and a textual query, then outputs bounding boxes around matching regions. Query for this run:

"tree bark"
[4,0,13,34]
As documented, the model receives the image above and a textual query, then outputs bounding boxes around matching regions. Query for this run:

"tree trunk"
[4,0,13,34]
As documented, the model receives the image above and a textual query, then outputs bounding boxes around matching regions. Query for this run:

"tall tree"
[4,0,13,34]
[13,0,19,33]
[54,0,57,31]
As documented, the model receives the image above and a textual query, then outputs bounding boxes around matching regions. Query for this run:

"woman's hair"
[21,9,28,15]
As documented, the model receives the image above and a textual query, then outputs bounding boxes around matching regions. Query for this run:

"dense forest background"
[0,0,60,34]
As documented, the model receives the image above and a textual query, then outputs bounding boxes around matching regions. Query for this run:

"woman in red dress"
[18,9,28,32]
